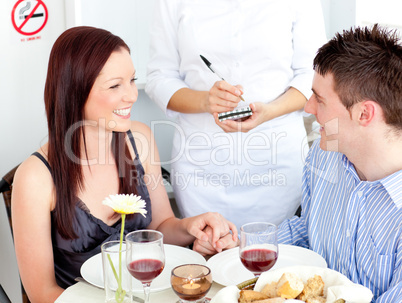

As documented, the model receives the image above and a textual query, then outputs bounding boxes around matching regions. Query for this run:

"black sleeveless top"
[33,130,152,288]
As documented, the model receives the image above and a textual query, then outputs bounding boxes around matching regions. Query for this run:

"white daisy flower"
[102,194,147,216]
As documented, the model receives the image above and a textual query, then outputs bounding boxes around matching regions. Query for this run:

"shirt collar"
[342,154,402,208]
[380,170,402,209]
[341,154,361,181]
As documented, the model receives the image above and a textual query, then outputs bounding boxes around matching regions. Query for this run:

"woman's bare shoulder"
[128,121,157,171]
[16,148,50,178]
[13,146,54,209]
[130,120,152,137]
[129,120,154,149]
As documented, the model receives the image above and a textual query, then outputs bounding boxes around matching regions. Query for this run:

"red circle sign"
[11,0,48,36]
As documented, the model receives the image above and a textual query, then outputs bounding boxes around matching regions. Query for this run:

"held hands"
[187,212,239,256]
[193,226,239,256]
[205,81,243,114]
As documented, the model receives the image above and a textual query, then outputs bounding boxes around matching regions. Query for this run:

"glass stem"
[142,282,151,303]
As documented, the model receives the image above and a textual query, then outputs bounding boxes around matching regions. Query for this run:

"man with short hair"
[278,24,402,302]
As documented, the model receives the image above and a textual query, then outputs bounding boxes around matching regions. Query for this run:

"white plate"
[206,244,327,286]
[80,244,206,293]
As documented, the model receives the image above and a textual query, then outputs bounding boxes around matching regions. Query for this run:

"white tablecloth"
[55,281,224,303]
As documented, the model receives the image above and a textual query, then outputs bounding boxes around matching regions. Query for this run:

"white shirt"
[145,0,327,228]
[146,0,326,131]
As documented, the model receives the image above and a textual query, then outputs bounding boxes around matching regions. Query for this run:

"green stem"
[107,254,119,282]
[119,214,125,286]
[107,214,126,303]
[116,214,126,303]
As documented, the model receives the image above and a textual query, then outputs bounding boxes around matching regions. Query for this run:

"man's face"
[305,72,357,153]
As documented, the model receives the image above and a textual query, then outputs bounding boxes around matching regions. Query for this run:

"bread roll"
[297,275,325,301]
[252,298,286,303]
[306,296,326,303]
[260,281,278,298]
[238,290,269,303]
[276,272,304,299]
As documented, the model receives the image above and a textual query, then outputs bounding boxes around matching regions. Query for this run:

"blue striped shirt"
[278,140,402,302]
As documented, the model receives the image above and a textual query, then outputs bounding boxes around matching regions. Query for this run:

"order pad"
[218,106,253,122]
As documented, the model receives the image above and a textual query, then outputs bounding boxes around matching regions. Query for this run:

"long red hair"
[44,26,138,239]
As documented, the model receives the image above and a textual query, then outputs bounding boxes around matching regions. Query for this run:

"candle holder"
[171,264,212,303]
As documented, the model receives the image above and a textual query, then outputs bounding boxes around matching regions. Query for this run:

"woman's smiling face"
[84,48,138,133]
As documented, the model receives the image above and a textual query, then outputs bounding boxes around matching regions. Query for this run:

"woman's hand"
[205,81,243,114]
[213,102,269,133]
[184,212,238,255]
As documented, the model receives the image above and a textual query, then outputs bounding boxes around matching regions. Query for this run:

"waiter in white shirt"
[145,0,327,230]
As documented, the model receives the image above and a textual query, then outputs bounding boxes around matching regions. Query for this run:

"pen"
[200,54,245,102]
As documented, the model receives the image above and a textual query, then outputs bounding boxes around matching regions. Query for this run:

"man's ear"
[357,101,377,126]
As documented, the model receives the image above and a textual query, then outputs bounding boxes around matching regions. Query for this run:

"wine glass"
[171,264,212,303]
[239,222,278,277]
[125,230,165,303]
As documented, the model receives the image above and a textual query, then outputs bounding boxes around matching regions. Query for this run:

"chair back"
[0,164,30,303]
[0,284,12,303]
[0,165,19,233]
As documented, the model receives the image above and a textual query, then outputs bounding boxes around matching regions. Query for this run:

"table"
[55,281,224,303]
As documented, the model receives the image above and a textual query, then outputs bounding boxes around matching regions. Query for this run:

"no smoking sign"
[11,0,48,36]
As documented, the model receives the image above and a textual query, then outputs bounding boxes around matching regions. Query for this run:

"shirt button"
[357,191,363,198]
[235,62,240,68]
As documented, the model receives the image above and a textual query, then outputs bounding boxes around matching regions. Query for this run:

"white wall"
[0,1,66,176]
[327,0,357,37]
[320,0,402,39]
[132,91,175,170]
[70,0,156,87]
[356,0,402,32]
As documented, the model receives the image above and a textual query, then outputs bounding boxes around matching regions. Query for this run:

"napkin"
[210,266,373,303]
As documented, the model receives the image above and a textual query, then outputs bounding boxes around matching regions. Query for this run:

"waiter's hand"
[214,102,269,133]
[205,81,243,114]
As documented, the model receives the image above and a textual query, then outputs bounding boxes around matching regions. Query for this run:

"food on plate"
[261,282,278,298]
[239,290,269,302]
[248,298,285,303]
[238,272,327,302]
[260,299,286,303]
[297,275,324,301]
[305,297,325,303]
[277,272,304,299]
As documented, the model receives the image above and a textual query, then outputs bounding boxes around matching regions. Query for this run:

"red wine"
[240,248,277,274]
[127,259,164,282]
